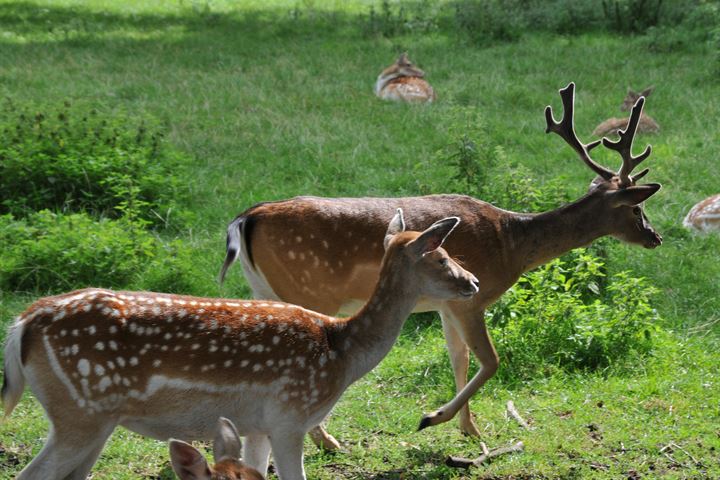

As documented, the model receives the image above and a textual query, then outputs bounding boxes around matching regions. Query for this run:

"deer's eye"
[632,206,642,215]
[439,258,449,266]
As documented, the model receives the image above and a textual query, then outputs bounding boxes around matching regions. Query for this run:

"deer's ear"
[640,86,654,97]
[408,217,459,257]
[169,439,212,480]
[214,417,242,462]
[384,208,406,250]
[610,183,661,207]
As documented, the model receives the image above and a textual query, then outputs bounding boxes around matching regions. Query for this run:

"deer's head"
[622,86,654,112]
[381,209,480,300]
[169,418,264,480]
[381,52,426,79]
[546,83,662,249]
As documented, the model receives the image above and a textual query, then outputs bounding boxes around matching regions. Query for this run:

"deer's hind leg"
[17,419,116,480]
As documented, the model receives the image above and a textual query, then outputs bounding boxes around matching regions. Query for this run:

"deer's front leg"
[419,305,498,431]
[439,311,481,436]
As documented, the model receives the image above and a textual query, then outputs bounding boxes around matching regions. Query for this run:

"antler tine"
[601,96,653,186]
[545,83,615,180]
[631,168,650,182]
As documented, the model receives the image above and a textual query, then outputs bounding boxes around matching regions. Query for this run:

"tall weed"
[0,99,190,228]
[489,250,663,382]
[0,211,206,295]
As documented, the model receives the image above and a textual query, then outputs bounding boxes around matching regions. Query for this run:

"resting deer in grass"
[220,83,662,449]
[375,53,436,103]
[2,210,478,480]
[593,86,659,137]
[683,194,720,233]
[169,417,264,480]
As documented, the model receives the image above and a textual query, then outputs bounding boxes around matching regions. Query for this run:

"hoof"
[418,411,442,431]
[308,428,342,451]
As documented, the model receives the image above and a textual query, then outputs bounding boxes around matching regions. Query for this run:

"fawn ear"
[169,439,212,480]
[214,417,242,462]
[384,208,406,249]
[640,86,654,98]
[408,217,459,257]
[609,183,661,207]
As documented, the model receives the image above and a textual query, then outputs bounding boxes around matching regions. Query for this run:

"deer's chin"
[643,232,663,249]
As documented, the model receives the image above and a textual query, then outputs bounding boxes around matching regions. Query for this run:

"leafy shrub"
[0,211,155,292]
[0,99,189,228]
[453,0,525,44]
[641,1,719,53]
[132,240,209,296]
[488,250,662,383]
[364,0,441,37]
[437,112,572,212]
[0,211,206,295]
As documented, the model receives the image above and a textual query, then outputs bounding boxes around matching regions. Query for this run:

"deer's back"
[242,195,512,314]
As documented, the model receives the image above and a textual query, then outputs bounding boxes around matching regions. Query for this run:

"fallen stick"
[446,441,524,469]
[506,400,532,430]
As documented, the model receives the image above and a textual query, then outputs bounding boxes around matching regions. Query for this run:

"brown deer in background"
[593,86,659,137]
[375,53,436,103]
[169,417,264,480]
[2,210,478,480]
[684,194,720,233]
[220,83,663,450]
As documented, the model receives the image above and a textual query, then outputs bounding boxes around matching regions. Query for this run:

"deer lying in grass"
[683,194,720,233]
[220,83,663,450]
[375,53,436,103]
[593,86,659,137]
[2,210,478,480]
[169,417,264,480]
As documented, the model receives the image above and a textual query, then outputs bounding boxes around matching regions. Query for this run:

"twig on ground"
[506,400,532,430]
[480,442,490,456]
[445,441,524,469]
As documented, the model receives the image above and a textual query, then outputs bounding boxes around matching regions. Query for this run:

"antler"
[545,82,615,181]
[601,96,653,186]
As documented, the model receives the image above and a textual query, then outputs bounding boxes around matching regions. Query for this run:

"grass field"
[1,1,719,478]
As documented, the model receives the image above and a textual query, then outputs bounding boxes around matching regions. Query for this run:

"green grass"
[1,0,719,478]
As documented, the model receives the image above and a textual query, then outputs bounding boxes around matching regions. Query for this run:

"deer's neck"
[327,260,418,386]
[507,194,609,272]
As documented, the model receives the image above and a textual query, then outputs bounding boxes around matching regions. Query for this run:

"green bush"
[132,240,209,296]
[488,250,662,382]
[438,112,572,212]
[0,99,189,228]
[453,0,525,44]
[0,211,206,295]
[0,211,155,292]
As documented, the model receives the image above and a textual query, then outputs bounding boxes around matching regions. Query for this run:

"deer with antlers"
[2,210,478,480]
[220,83,662,450]
[593,86,659,137]
[169,417,264,480]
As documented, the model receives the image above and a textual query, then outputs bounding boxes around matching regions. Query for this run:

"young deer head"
[169,418,264,480]
[547,82,662,249]
[592,86,659,137]
[621,86,654,111]
[375,53,436,103]
[2,210,476,480]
